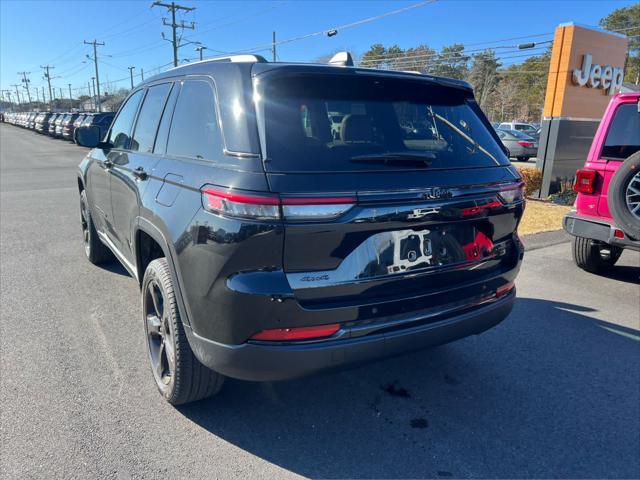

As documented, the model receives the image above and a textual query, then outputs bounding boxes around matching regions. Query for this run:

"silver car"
[496,129,538,162]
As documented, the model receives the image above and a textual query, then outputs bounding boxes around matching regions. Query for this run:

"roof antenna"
[328,51,354,67]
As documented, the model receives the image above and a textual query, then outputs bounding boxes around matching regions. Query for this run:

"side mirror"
[76,125,107,149]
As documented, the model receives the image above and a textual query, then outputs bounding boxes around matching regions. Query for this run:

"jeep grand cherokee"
[75,53,524,405]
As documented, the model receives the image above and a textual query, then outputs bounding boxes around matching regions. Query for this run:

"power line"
[233,0,437,55]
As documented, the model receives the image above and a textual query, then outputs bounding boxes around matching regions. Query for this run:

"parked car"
[75,53,524,405]
[77,112,115,142]
[47,113,62,136]
[27,112,38,129]
[60,113,81,140]
[563,92,640,272]
[495,129,538,161]
[35,112,55,133]
[499,121,539,139]
[67,113,88,141]
[54,113,71,137]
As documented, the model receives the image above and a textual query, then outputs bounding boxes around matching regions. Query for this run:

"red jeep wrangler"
[563,92,640,273]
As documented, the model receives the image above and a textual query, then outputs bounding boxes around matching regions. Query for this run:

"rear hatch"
[254,68,523,307]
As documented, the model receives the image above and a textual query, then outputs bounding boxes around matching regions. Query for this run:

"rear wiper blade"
[350,152,436,166]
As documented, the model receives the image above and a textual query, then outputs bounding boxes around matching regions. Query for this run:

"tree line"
[354,4,638,124]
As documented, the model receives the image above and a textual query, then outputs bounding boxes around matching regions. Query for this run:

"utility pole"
[35,88,40,105]
[140,68,144,81]
[272,31,276,62]
[84,39,105,112]
[18,71,32,104]
[152,1,195,67]
[42,86,45,106]
[91,77,97,111]
[11,84,21,109]
[41,65,54,110]
[68,84,73,110]
[128,66,135,89]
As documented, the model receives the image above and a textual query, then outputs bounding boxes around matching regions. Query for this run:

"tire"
[517,156,528,162]
[142,258,224,405]
[79,190,112,264]
[608,151,640,240]
[571,236,623,273]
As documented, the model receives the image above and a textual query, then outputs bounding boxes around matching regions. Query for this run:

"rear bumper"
[563,211,640,251]
[185,291,515,382]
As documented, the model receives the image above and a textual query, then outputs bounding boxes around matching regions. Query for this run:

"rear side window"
[131,83,172,153]
[108,90,144,150]
[260,74,508,172]
[166,80,223,160]
[602,103,640,160]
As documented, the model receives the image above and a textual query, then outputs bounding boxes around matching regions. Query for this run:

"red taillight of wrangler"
[573,169,597,194]
[517,141,534,148]
[250,323,341,341]
[201,185,356,221]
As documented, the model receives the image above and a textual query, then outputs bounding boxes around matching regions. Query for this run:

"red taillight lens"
[201,185,356,222]
[498,182,525,205]
[250,323,341,341]
[573,169,597,194]
[496,282,515,297]
[517,141,534,148]
[201,186,281,220]
[614,229,625,239]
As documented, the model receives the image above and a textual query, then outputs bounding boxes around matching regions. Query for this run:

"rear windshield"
[259,73,508,172]
[504,129,533,140]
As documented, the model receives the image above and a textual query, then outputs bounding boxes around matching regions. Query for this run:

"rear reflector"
[201,185,356,222]
[573,169,597,194]
[496,282,515,297]
[250,323,341,341]
[614,229,625,239]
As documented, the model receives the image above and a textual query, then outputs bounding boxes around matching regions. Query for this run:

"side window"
[153,83,181,155]
[108,90,144,150]
[602,103,640,160]
[166,80,223,160]
[130,83,172,153]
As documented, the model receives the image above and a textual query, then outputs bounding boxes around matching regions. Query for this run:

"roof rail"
[167,54,267,71]
[207,54,268,64]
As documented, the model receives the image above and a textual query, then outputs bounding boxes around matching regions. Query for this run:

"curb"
[522,229,571,251]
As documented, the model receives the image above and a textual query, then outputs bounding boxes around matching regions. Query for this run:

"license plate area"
[287,223,500,290]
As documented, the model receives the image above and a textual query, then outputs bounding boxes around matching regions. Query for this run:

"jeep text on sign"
[571,54,624,96]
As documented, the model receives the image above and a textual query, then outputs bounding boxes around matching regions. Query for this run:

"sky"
[0,0,635,100]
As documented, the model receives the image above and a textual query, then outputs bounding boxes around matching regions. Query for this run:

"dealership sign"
[572,53,624,95]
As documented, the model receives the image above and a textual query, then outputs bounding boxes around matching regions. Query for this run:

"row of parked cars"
[3,111,115,143]
[491,121,540,162]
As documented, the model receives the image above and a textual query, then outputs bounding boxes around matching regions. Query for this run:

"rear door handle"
[133,166,148,181]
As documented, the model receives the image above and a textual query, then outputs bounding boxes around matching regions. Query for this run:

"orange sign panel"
[543,23,628,119]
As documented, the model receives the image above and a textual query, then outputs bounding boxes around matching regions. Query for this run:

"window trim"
[129,81,174,155]
[105,88,145,151]
[164,76,227,162]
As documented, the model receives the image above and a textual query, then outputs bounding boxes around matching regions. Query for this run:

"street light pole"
[68,84,73,110]
[91,77,97,111]
[84,39,105,112]
[128,66,135,89]
[11,84,21,110]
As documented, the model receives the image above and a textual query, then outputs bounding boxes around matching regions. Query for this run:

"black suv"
[77,112,115,142]
[76,54,524,405]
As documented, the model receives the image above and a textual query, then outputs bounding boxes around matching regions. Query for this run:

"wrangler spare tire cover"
[608,151,640,240]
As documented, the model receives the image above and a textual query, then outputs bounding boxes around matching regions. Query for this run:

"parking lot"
[0,122,639,478]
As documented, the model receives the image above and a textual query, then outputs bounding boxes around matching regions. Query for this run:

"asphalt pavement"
[1,123,639,479]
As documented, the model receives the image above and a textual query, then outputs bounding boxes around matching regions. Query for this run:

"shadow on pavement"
[177,298,640,479]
